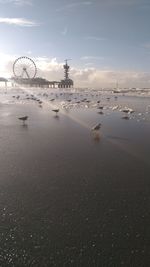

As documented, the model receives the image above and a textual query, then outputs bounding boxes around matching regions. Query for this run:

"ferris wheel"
[13,56,37,79]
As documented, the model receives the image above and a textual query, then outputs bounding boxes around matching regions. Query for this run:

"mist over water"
[0,86,150,266]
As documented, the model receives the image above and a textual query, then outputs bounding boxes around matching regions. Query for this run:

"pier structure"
[11,57,74,88]
[0,77,8,88]
[12,77,61,88]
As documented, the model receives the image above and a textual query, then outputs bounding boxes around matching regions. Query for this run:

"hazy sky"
[1,0,150,87]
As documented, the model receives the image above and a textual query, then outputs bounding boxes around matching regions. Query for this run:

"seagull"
[98,111,103,115]
[52,109,59,115]
[18,116,28,124]
[92,123,101,131]
[121,107,134,114]
[98,106,103,110]
[122,115,129,120]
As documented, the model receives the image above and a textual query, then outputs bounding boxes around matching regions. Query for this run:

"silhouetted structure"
[12,57,74,88]
[58,59,74,88]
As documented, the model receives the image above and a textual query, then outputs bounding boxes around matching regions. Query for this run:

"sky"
[1,0,150,87]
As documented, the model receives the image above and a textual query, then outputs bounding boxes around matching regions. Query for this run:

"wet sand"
[0,87,150,266]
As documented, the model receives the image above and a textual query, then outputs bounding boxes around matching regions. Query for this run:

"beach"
[0,86,150,266]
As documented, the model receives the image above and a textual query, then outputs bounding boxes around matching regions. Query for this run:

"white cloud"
[0,0,33,6]
[0,53,17,77]
[0,17,39,27]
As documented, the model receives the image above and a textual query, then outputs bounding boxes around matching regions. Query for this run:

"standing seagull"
[52,109,59,116]
[122,115,129,120]
[18,116,28,124]
[92,123,101,131]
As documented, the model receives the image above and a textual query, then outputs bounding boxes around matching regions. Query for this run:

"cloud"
[1,54,150,87]
[0,53,17,77]
[71,68,150,88]
[0,17,39,26]
[36,61,150,87]
[0,0,33,6]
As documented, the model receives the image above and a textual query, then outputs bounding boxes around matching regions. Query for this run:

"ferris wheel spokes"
[13,56,37,79]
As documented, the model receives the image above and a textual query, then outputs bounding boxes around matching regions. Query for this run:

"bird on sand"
[98,106,103,110]
[122,115,129,120]
[18,116,28,124]
[52,109,59,115]
[92,123,101,131]
[98,111,104,115]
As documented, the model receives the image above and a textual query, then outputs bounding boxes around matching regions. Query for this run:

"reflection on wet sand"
[0,86,150,266]
[106,135,129,141]
[21,124,28,130]
[53,114,60,120]
[92,131,101,143]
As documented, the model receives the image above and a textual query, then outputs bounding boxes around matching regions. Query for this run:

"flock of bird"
[18,111,101,132]
[15,90,106,130]
[13,88,141,131]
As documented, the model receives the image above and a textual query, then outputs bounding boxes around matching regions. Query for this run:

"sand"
[0,86,150,266]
